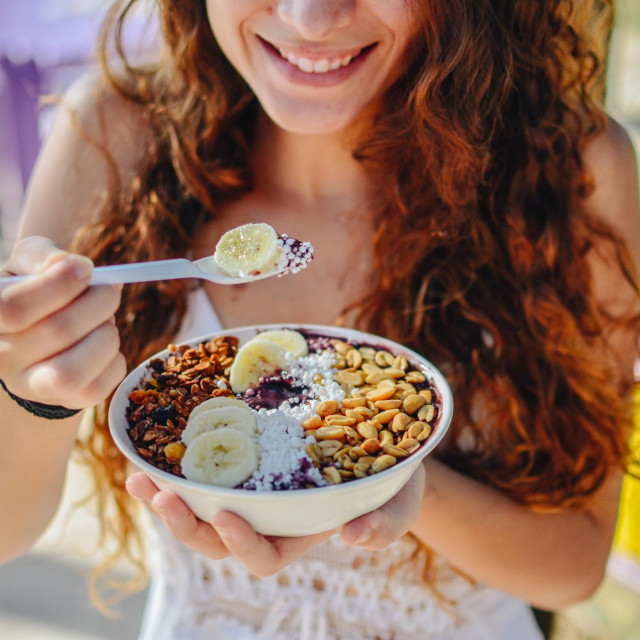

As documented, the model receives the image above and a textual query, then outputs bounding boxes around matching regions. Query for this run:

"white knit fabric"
[137,287,544,640]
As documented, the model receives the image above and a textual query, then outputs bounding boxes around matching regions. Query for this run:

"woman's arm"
[410,459,620,609]
[0,77,140,563]
[402,119,640,609]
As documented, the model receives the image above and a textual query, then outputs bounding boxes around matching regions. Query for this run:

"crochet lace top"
[136,288,543,640]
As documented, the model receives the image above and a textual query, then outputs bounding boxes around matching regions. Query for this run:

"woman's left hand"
[340,460,426,549]
[126,462,425,577]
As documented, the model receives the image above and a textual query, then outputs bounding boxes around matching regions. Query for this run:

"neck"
[251,111,374,214]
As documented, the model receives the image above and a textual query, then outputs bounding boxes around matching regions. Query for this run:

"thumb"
[340,462,426,550]
[3,236,75,276]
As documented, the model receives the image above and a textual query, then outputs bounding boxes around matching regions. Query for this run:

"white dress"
[137,287,544,640]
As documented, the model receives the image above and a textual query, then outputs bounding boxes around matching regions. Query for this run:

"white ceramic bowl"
[109,324,453,536]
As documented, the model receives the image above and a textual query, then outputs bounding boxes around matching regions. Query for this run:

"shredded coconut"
[243,349,345,491]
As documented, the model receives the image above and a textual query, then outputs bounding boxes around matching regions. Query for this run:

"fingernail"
[151,494,169,513]
[215,525,233,540]
[73,257,93,280]
[34,251,65,273]
[211,515,233,539]
[348,525,372,546]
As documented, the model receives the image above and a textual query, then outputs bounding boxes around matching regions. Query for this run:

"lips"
[258,36,377,77]
[274,46,364,74]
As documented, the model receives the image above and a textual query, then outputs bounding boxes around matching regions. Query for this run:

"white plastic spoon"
[0,254,297,288]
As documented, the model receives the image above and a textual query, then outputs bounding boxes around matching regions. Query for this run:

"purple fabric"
[0,58,41,188]
[0,1,152,189]
[0,1,106,189]
[0,1,103,68]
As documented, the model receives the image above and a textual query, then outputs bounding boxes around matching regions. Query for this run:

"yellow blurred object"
[615,473,640,558]
[610,393,640,591]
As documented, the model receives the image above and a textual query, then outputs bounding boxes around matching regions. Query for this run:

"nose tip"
[276,1,355,40]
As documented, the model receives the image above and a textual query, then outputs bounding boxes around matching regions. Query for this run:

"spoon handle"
[88,258,199,285]
[0,258,201,288]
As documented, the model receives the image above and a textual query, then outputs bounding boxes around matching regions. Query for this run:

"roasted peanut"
[357,421,379,440]
[303,415,323,429]
[317,400,339,418]
[371,455,397,473]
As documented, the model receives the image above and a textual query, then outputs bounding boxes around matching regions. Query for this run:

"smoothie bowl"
[109,325,453,536]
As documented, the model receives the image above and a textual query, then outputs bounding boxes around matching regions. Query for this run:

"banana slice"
[182,406,257,446]
[181,428,259,488]
[229,339,290,393]
[249,329,309,358]
[188,396,253,421]
[214,223,281,277]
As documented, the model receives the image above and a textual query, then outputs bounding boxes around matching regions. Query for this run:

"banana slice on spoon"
[214,223,282,277]
[213,223,314,278]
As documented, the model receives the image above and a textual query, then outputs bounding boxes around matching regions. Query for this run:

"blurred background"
[0,1,639,639]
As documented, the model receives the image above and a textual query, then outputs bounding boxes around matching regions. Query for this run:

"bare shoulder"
[582,117,640,377]
[19,72,151,247]
[62,72,150,161]
[582,117,640,245]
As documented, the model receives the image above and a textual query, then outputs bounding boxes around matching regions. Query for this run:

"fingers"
[340,463,426,550]
[3,284,122,367]
[210,511,337,577]
[125,473,337,573]
[23,320,122,405]
[63,350,127,408]
[0,237,123,408]
[152,492,231,560]
[2,236,68,275]
[126,473,230,560]
[0,255,94,333]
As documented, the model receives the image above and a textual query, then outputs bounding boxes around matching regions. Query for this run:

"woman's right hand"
[0,236,126,409]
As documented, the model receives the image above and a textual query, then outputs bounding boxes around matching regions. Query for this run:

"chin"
[260,98,365,137]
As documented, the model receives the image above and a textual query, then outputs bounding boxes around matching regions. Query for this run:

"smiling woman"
[0,1,639,639]
[204,0,418,133]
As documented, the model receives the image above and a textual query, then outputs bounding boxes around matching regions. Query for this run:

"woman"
[1,1,639,638]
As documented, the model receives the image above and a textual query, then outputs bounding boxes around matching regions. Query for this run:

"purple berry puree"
[245,457,319,491]
[241,371,310,410]
[302,333,335,354]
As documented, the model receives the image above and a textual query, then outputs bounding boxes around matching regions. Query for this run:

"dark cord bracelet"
[0,378,81,420]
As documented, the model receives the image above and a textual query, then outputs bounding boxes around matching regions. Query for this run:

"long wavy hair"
[70,0,639,601]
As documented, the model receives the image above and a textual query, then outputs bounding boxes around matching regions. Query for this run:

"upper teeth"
[278,48,356,74]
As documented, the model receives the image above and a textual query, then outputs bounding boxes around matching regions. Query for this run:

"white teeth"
[313,59,330,73]
[276,46,360,74]
[298,57,314,73]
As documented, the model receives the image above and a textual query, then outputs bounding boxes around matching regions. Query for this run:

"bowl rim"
[109,323,454,498]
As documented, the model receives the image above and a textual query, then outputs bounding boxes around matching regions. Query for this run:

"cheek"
[373,1,419,48]
[206,7,245,68]
[205,1,265,74]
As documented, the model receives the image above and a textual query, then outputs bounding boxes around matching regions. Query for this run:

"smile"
[275,46,365,74]
[258,36,378,83]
